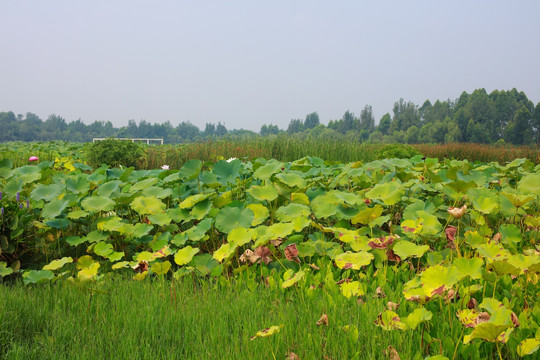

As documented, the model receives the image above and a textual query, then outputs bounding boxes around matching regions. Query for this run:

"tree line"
[1,88,539,145]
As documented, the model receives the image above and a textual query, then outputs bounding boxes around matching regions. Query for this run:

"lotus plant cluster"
[0,153,539,358]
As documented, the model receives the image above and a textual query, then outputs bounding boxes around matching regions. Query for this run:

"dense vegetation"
[1,142,539,358]
[1,88,539,145]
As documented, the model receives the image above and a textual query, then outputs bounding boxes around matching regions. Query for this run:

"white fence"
[92,138,164,145]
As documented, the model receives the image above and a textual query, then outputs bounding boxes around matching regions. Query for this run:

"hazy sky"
[1,1,539,131]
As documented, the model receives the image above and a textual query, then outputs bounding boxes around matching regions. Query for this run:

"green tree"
[215,122,227,136]
[377,113,391,135]
[359,105,375,131]
[304,112,320,129]
[287,119,304,134]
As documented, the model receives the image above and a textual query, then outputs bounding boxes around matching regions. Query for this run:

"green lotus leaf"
[96,180,122,198]
[43,257,73,271]
[129,178,159,192]
[213,243,237,263]
[507,254,540,274]
[403,307,432,330]
[291,216,311,232]
[66,176,90,194]
[499,224,521,244]
[228,227,253,247]
[212,159,242,184]
[4,178,23,197]
[246,204,269,226]
[334,251,374,270]
[86,231,108,244]
[374,310,407,331]
[174,246,200,266]
[442,179,476,200]
[502,191,534,208]
[163,172,180,183]
[215,207,254,234]
[142,186,173,199]
[518,173,540,195]
[199,171,221,188]
[66,236,85,246]
[0,262,14,277]
[351,205,383,225]
[253,222,296,247]
[340,281,365,299]
[190,199,212,220]
[13,165,42,184]
[467,188,499,214]
[185,218,213,241]
[94,242,114,258]
[274,172,306,189]
[67,210,90,219]
[147,212,172,226]
[282,270,305,288]
[76,255,95,269]
[45,219,70,229]
[253,160,284,180]
[78,262,100,280]
[41,198,69,219]
[82,196,115,213]
[474,243,511,263]
[112,261,130,270]
[365,181,405,206]
[107,251,124,262]
[463,322,511,344]
[214,190,232,208]
[0,158,13,178]
[517,338,540,357]
[151,260,171,275]
[420,265,459,297]
[97,216,125,232]
[130,196,165,215]
[453,257,483,280]
[275,203,311,222]
[22,269,54,285]
[178,159,202,180]
[31,183,65,202]
[393,241,429,260]
[167,207,193,223]
[193,253,219,276]
[248,184,279,202]
[180,193,213,209]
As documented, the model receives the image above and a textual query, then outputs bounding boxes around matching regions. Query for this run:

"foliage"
[86,139,146,168]
[376,144,421,159]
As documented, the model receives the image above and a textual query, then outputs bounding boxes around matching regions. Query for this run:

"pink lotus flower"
[29,156,39,161]
[161,165,170,170]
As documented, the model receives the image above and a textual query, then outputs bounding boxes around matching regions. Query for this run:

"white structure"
[92,138,164,145]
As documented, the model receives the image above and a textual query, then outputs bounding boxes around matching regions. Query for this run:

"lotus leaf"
[174,246,200,266]
[67,210,90,219]
[82,196,115,213]
[86,231,108,243]
[130,196,165,215]
[275,172,306,189]
[0,262,14,277]
[275,203,311,222]
[142,186,173,199]
[185,218,213,241]
[41,198,69,219]
[365,181,405,206]
[374,310,407,331]
[228,227,253,247]
[351,205,383,225]
[474,243,511,262]
[151,261,171,275]
[214,190,233,208]
[251,325,281,340]
[215,207,254,234]
[393,241,429,260]
[66,176,90,194]
[147,212,172,226]
[518,173,540,195]
[193,253,219,276]
[0,158,13,178]
[96,180,122,197]
[107,251,124,262]
[282,270,305,288]
[253,160,283,180]
[420,265,459,297]
[212,159,242,184]
[247,184,279,202]
[167,207,193,223]
[403,307,432,330]
[31,183,65,202]
[180,193,213,209]
[463,322,511,344]
[517,338,540,357]
[334,251,374,270]
[43,257,73,271]
[178,159,202,180]
[246,204,269,226]
[3,178,23,197]
[112,261,129,270]
[340,281,365,298]
[213,243,237,262]
[290,192,309,205]
[93,242,114,258]
[22,269,54,284]
[453,257,483,280]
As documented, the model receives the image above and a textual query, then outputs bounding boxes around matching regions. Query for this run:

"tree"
[287,119,304,134]
[304,112,320,129]
[508,106,533,145]
[391,98,419,132]
[405,125,419,144]
[534,102,540,143]
[338,111,355,133]
[378,113,391,135]
[359,105,375,131]
[203,123,215,137]
[215,122,227,136]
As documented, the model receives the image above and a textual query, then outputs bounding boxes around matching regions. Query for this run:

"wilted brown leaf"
[385,345,401,360]
[387,302,400,311]
[368,235,397,250]
[511,312,520,327]
[445,289,458,303]
[287,352,300,360]
[270,238,283,247]
[492,232,502,243]
[255,246,272,264]
[309,263,320,270]
[284,244,300,263]
[445,226,457,249]
[476,312,490,325]
[316,313,329,326]
[132,260,149,273]
[336,278,351,285]
[386,249,401,262]
[240,249,260,264]
[374,286,386,298]
[447,205,467,219]
[467,298,478,309]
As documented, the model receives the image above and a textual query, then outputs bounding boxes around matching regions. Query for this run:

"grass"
[1,271,515,360]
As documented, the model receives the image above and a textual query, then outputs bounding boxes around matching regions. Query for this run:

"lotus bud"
[16,192,20,203]
[29,156,39,161]
[447,205,467,219]
[161,165,169,170]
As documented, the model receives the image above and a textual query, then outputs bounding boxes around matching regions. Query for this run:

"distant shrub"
[376,144,421,159]
[86,139,146,168]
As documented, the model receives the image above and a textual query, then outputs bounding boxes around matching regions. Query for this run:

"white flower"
[161,165,170,170]
[226,157,237,163]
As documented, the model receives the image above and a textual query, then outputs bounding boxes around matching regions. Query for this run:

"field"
[1,141,540,359]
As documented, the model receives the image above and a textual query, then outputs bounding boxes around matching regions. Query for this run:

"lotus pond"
[0,154,539,359]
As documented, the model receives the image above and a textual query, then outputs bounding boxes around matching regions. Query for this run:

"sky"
[1,1,539,132]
